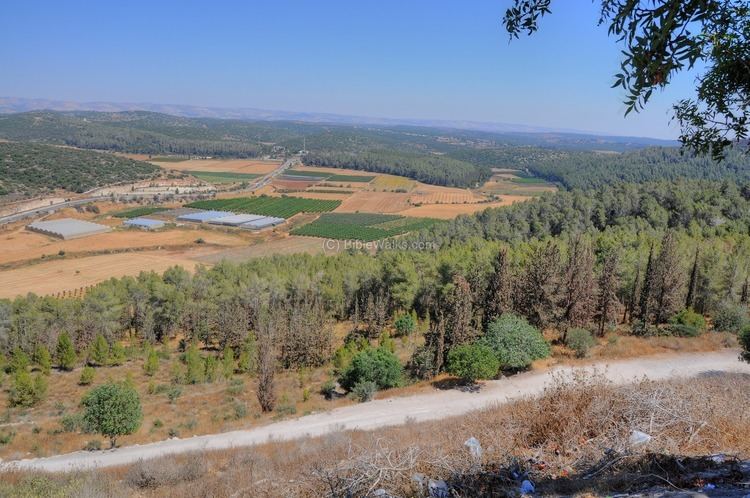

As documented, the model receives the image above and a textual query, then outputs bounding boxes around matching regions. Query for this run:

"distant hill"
[0,142,159,197]
[0,96,677,149]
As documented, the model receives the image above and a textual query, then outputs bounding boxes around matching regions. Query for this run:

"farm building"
[123,218,165,230]
[208,213,266,226]
[27,218,111,240]
[241,216,285,230]
[176,210,235,223]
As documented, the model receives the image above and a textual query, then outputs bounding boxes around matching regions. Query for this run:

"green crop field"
[326,174,375,183]
[186,195,341,218]
[511,176,550,184]
[190,171,261,183]
[282,170,330,179]
[291,212,442,241]
[112,206,167,218]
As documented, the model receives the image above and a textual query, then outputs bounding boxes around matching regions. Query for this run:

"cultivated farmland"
[189,171,261,183]
[291,212,441,241]
[186,195,341,218]
[112,206,167,218]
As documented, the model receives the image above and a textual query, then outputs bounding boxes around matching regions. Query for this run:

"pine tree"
[652,231,684,324]
[596,251,620,336]
[184,344,205,384]
[89,334,110,367]
[221,345,235,379]
[444,274,476,349]
[34,344,52,376]
[638,245,655,325]
[56,332,77,371]
[256,310,279,412]
[685,247,700,309]
[517,241,560,328]
[483,248,513,325]
[559,234,596,333]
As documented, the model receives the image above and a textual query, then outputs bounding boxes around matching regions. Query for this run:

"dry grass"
[408,184,486,205]
[398,197,530,219]
[159,159,281,174]
[4,372,748,497]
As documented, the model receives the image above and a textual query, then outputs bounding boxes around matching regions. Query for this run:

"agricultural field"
[480,169,557,196]
[408,184,486,204]
[399,196,530,219]
[189,171,261,184]
[111,206,167,218]
[326,174,375,183]
[291,212,442,241]
[156,158,281,175]
[336,191,412,213]
[187,195,341,218]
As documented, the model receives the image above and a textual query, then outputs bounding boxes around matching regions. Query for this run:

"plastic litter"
[520,479,535,494]
[428,479,449,498]
[464,437,483,459]
[629,430,652,446]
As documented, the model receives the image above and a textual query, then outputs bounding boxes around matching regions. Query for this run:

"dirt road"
[4,350,748,472]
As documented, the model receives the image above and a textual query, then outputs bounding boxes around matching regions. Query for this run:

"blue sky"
[1,0,699,138]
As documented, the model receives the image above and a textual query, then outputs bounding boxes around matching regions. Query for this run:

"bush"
[9,371,47,407]
[669,308,706,337]
[109,342,127,366]
[83,439,102,451]
[79,366,95,385]
[713,304,748,333]
[394,312,417,336]
[59,413,83,433]
[407,345,437,380]
[350,380,378,402]
[481,314,550,369]
[446,343,499,382]
[143,348,159,376]
[184,345,205,384]
[82,382,143,448]
[565,328,596,358]
[9,347,30,373]
[125,456,206,489]
[320,379,337,399]
[166,386,182,403]
[204,356,218,383]
[221,346,235,379]
[740,325,750,363]
[339,347,403,391]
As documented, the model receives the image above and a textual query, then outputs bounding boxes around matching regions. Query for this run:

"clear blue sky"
[1,0,699,139]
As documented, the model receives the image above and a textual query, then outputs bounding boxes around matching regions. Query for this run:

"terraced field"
[186,196,341,218]
[291,212,441,241]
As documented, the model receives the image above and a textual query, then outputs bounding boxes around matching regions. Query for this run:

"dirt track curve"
[4,350,749,472]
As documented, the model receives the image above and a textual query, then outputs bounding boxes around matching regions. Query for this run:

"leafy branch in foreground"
[503,0,750,160]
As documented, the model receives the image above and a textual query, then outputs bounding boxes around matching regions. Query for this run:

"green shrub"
[59,413,83,433]
[713,304,748,333]
[83,439,102,451]
[669,308,706,337]
[56,332,77,371]
[350,381,378,402]
[339,347,403,391]
[184,344,205,384]
[9,371,47,407]
[394,312,417,336]
[109,342,127,366]
[204,356,218,383]
[407,345,437,380]
[166,386,182,403]
[10,347,30,373]
[82,382,142,448]
[446,343,499,382]
[320,379,337,399]
[481,314,550,369]
[221,346,235,379]
[565,328,596,357]
[143,347,159,376]
[740,325,750,363]
[332,337,369,375]
[79,366,95,386]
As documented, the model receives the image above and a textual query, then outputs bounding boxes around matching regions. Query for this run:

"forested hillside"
[0,142,159,196]
[525,147,750,189]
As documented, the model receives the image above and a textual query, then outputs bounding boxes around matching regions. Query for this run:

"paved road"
[4,350,748,472]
